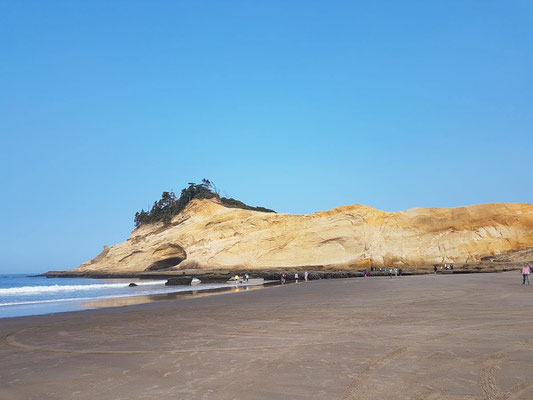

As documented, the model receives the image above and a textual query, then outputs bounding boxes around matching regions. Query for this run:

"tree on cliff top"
[134,179,275,228]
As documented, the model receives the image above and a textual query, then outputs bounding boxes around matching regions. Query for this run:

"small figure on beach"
[245,273,249,283]
[281,273,286,284]
[295,273,299,283]
[522,264,531,285]
[434,266,438,274]
[394,268,398,277]
[304,271,309,282]
[398,268,403,276]
[389,268,393,278]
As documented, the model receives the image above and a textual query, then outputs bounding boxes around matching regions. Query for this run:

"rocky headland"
[47,199,533,278]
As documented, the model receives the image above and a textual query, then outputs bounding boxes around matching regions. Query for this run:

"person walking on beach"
[389,268,393,278]
[304,271,308,282]
[295,273,299,283]
[522,264,531,285]
[281,273,286,284]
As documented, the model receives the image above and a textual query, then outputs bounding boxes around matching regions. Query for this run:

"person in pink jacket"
[522,264,531,285]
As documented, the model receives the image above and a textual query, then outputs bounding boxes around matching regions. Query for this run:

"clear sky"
[1,1,532,273]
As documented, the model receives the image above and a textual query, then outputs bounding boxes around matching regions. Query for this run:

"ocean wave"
[0,280,167,296]
[0,281,270,307]
[0,284,219,306]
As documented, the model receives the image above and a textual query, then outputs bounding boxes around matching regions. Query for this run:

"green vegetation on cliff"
[134,179,275,228]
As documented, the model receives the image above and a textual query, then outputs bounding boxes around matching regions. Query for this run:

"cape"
[67,199,533,275]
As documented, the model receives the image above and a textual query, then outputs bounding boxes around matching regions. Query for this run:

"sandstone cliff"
[70,199,533,274]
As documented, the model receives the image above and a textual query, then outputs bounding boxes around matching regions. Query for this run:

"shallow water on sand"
[0,274,269,318]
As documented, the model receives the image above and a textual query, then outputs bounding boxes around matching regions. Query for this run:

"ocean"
[0,274,261,318]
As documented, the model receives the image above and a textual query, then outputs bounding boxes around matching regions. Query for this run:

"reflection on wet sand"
[82,284,271,309]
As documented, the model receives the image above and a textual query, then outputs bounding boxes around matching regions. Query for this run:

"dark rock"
[128,282,138,287]
[166,277,196,286]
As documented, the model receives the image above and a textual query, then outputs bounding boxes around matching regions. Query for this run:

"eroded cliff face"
[71,200,533,274]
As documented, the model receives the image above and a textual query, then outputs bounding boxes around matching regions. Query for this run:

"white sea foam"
[0,280,167,296]
[0,281,270,307]
[0,283,214,306]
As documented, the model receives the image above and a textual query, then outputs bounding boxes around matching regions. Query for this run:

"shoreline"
[41,263,522,280]
[0,278,279,320]
[2,266,521,320]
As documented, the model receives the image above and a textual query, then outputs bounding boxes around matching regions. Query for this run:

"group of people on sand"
[281,271,309,284]
[230,274,249,283]
[367,267,402,277]
[365,267,403,277]
[433,264,455,273]
[276,264,533,285]
[387,268,402,278]
[434,264,454,273]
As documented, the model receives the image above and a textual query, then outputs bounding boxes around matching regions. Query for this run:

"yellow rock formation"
[71,199,533,274]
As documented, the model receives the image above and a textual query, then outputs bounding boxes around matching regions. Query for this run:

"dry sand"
[1,271,533,399]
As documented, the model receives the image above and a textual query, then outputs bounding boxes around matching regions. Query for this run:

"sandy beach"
[1,271,532,399]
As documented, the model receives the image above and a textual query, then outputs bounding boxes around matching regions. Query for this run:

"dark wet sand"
[1,271,533,400]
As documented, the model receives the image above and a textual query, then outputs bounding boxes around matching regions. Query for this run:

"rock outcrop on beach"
[65,199,533,275]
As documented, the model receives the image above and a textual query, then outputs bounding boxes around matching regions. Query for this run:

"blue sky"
[0,1,531,273]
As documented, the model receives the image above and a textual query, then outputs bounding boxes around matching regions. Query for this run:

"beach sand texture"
[1,272,533,399]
